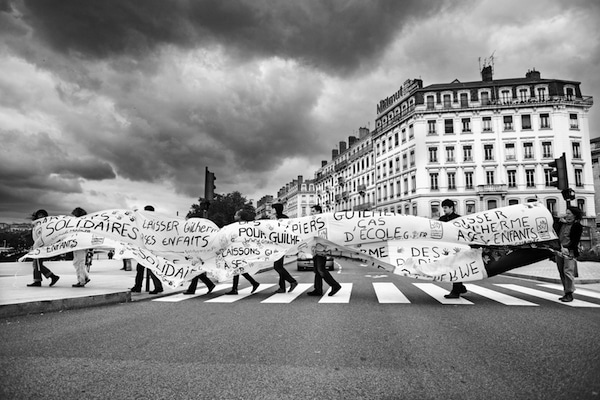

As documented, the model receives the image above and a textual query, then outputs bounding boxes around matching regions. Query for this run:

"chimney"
[481,65,493,82]
[526,69,541,80]
[332,149,338,159]
[321,160,328,167]
[298,175,303,188]
[339,141,347,153]
[348,136,357,147]
[359,127,369,138]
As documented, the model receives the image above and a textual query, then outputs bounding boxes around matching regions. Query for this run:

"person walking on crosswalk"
[306,205,341,297]
[271,203,298,294]
[439,199,467,299]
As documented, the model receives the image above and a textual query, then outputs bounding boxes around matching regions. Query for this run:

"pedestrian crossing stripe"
[152,282,600,307]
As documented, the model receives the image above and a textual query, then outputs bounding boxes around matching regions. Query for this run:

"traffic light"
[561,189,576,201]
[548,153,568,190]
[204,167,216,201]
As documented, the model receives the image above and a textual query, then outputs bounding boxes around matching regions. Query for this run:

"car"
[297,255,334,271]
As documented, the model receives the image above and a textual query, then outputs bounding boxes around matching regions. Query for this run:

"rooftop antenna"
[479,51,496,74]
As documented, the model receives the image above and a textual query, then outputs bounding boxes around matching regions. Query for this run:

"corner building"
[373,67,594,219]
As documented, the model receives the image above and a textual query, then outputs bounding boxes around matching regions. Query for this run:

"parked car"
[297,255,334,271]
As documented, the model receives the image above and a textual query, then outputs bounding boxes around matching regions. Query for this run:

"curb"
[504,273,600,285]
[0,291,131,319]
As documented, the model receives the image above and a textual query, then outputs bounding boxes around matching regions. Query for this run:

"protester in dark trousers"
[71,207,91,287]
[271,203,298,294]
[183,272,216,295]
[553,206,583,303]
[439,199,467,299]
[306,205,342,297]
[130,205,164,294]
[27,209,60,287]
[226,209,260,295]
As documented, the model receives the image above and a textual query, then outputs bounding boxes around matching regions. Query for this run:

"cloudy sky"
[1,0,599,222]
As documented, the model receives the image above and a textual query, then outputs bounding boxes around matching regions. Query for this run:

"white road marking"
[372,282,411,303]
[465,284,538,306]
[495,284,600,308]
[413,283,473,305]
[205,284,276,303]
[261,284,313,303]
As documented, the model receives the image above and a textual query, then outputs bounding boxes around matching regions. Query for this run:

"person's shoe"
[459,285,467,294]
[251,283,260,293]
[225,290,238,295]
[49,275,60,287]
[149,289,163,295]
[130,287,141,293]
[72,282,85,287]
[183,290,195,295]
[307,290,323,296]
[288,281,298,293]
[27,282,41,287]
[444,292,460,299]
[560,293,574,302]
[328,285,342,297]
[207,283,216,294]
[273,288,286,294]
[85,278,90,285]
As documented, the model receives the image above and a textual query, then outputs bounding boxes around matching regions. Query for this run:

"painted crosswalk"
[151,281,600,307]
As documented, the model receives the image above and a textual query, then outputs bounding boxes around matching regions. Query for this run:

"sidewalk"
[1,258,599,319]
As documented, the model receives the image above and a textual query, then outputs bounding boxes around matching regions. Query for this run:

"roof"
[421,76,581,91]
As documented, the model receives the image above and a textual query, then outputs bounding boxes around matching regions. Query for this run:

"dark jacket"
[439,212,460,222]
[553,220,583,258]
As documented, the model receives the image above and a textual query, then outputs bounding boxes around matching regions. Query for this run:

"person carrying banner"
[225,209,260,295]
[130,205,164,294]
[439,199,467,299]
[553,206,583,303]
[307,204,342,297]
[183,272,216,295]
[71,207,91,288]
[26,209,60,287]
[271,203,298,294]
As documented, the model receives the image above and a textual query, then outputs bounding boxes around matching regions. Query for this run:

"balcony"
[342,191,349,199]
[476,184,508,199]
[354,202,372,211]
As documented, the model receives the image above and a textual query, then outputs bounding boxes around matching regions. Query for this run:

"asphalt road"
[1,259,599,399]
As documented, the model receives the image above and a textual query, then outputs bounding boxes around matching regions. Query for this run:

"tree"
[187,191,255,228]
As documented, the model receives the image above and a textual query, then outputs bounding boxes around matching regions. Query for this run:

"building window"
[394,132,399,146]
[526,169,535,187]
[428,120,437,135]
[463,145,472,162]
[409,125,414,139]
[426,95,435,110]
[570,113,579,129]
[523,142,533,159]
[410,150,415,166]
[446,146,455,162]
[404,178,409,195]
[575,169,583,187]
[544,169,553,186]
[395,157,400,171]
[382,140,386,154]
[466,201,476,214]
[465,171,473,189]
[487,200,498,210]
[484,144,494,161]
[542,142,552,158]
[388,160,393,175]
[483,116,492,132]
[546,199,557,216]
[503,115,513,131]
[565,88,574,100]
[411,175,416,193]
[462,118,471,132]
[486,170,495,185]
[540,113,550,128]
[444,119,454,134]
[429,147,438,163]
[509,199,519,206]
[460,93,468,107]
[505,143,515,160]
[537,87,546,100]
[573,142,581,158]
[402,153,407,169]
[501,90,511,103]
[402,128,406,143]
[431,202,440,219]
[443,94,452,108]
[519,88,529,101]
[481,92,490,105]
[430,173,439,190]
[507,170,516,188]
[577,199,585,214]
[521,114,532,130]
[447,172,456,189]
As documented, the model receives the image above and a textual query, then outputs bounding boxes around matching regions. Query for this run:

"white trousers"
[73,249,90,284]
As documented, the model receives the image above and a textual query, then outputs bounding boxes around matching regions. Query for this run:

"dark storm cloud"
[20,0,446,75]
